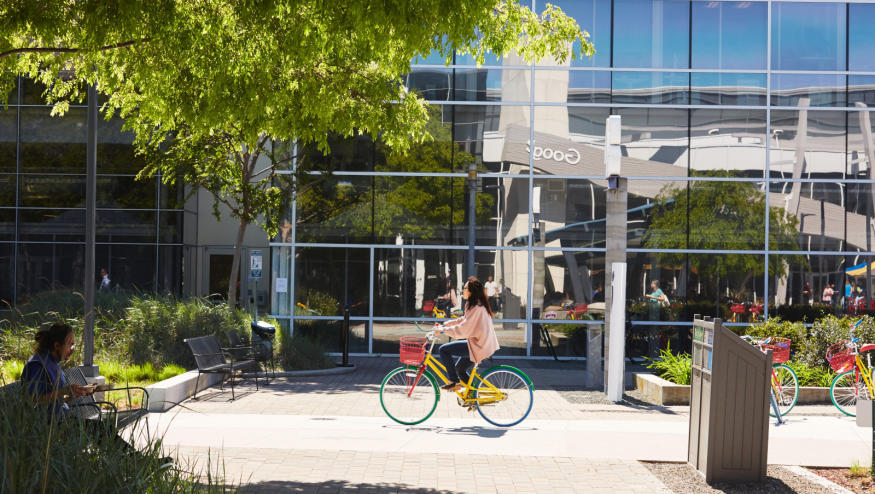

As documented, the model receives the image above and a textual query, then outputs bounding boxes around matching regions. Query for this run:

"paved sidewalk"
[143,357,871,492]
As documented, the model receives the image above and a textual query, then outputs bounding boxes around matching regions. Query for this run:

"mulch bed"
[643,462,830,493]
[808,468,875,493]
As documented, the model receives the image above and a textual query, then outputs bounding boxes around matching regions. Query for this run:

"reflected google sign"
[526,141,581,165]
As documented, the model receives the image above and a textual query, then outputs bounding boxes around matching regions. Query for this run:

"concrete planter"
[634,373,831,406]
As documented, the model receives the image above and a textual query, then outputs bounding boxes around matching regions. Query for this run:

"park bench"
[64,367,151,436]
[184,334,261,400]
[226,329,275,378]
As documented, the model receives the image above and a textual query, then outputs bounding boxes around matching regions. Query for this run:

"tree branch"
[0,38,150,60]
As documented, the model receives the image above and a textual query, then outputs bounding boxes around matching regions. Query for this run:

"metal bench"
[184,334,260,400]
[64,367,150,436]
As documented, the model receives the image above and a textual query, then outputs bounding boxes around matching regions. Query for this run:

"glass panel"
[372,320,413,355]
[616,108,689,175]
[539,0,612,68]
[404,68,451,101]
[612,72,688,105]
[19,107,87,173]
[849,76,875,109]
[548,70,612,104]
[479,176,530,247]
[690,73,767,106]
[372,175,461,245]
[298,133,374,173]
[474,250,527,322]
[375,105,453,173]
[454,69,529,102]
[0,209,14,241]
[295,319,368,354]
[96,244,156,291]
[846,182,875,253]
[533,249,605,317]
[613,0,689,69]
[453,104,531,173]
[97,210,156,243]
[157,245,183,294]
[0,243,12,302]
[628,252,765,324]
[849,4,875,72]
[2,77,17,105]
[626,323,692,358]
[158,211,182,243]
[19,174,85,208]
[294,247,370,317]
[19,209,84,242]
[770,110,846,179]
[294,175,373,243]
[771,254,852,320]
[372,248,467,318]
[18,79,87,106]
[0,174,14,207]
[97,117,146,173]
[771,74,846,107]
[690,109,766,177]
[159,182,185,210]
[691,1,767,70]
[534,320,594,358]
[766,181,844,251]
[529,106,608,176]
[848,108,875,179]
[772,2,846,71]
[97,175,156,208]
[17,243,85,296]
[0,108,16,173]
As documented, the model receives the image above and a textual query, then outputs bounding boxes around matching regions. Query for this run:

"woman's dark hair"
[464,276,493,317]
[34,322,72,354]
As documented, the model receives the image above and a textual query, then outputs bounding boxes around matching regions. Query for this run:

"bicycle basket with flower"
[826,340,855,373]
[399,336,427,366]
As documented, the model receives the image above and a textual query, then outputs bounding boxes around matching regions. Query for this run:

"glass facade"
[0,77,185,303]
[271,0,875,358]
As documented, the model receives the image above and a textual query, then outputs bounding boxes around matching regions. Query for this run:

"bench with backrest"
[64,367,151,436]
[226,330,275,378]
[184,334,260,400]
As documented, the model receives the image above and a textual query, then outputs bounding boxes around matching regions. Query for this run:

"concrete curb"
[634,373,832,406]
[241,364,357,378]
[784,465,855,494]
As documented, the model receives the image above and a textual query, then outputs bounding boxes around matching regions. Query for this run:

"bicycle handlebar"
[849,318,864,340]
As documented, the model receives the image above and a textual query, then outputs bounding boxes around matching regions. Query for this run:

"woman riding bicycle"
[435,276,500,392]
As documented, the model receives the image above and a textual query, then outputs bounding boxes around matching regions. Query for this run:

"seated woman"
[436,277,500,391]
[20,322,171,464]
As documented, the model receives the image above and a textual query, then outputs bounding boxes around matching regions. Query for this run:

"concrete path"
[140,358,872,492]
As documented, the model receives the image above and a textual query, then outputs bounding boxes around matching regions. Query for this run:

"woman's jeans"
[438,340,472,383]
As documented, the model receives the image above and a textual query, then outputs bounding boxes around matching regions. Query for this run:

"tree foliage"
[643,177,804,291]
[0,0,592,305]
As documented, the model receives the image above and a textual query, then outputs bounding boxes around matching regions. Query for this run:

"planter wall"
[634,373,831,406]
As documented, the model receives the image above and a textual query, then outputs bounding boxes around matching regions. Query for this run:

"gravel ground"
[551,386,673,408]
[643,462,835,493]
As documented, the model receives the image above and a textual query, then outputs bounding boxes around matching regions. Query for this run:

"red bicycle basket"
[826,341,855,373]
[399,336,427,365]
[761,337,791,363]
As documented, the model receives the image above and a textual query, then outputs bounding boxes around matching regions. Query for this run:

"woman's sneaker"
[441,382,461,392]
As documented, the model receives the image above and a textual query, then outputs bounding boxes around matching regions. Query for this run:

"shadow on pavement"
[235,479,460,493]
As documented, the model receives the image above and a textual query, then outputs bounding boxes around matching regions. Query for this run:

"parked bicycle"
[379,323,534,427]
[827,319,874,416]
[741,335,798,417]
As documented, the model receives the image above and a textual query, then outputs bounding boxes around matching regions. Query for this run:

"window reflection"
[97,117,146,173]
[477,176,528,247]
[540,0,612,68]
[849,4,875,72]
[849,77,875,110]
[767,181,845,251]
[690,73,767,106]
[0,109,15,173]
[690,109,766,177]
[372,248,468,318]
[97,176,156,208]
[771,74,846,107]
[0,209,14,241]
[845,182,875,253]
[97,210,156,243]
[17,243,85,296]
[0,175,14,207]
[691,1,767,70]
[612,72,688,105]
[95,244,157,291]
[294,175,373,244]
[613,0,689,69]
[372,175,462,245]
[848,108,875,179]
[453,104,530,173]
[534,70,611,104]
[19,107,87,173]
[295,247,370,317]
[772,2,846,71]
[0,243,12,301]
[19,175,85,208]
[404,68,451,101]
[454,69,529,102]
[770,110,846,179]
[616,108,689,174]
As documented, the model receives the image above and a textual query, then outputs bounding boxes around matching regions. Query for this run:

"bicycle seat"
[860,343,875,353]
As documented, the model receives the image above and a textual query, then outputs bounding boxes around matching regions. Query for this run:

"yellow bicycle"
[828,319,875,416]
[379,323,534,427]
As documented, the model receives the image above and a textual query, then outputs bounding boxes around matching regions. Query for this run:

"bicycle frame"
[851,352,875,397]
[406,335,506,406]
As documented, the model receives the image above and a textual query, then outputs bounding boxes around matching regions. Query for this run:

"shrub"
[741,318,807,355]
[784,360,837,388]
[797,315,875,369]
[276,329,335,371]
[772,303,833,323]
[0,383,230,493]
[645,343,692,385]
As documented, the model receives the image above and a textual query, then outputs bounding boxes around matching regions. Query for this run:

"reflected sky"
[849,3,875,72]
[772,2,845,71]
[692,1,767,70]
[542,0,612,67]
[614,0,689,69]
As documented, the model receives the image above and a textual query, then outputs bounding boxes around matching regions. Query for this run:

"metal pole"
[83,84,97,377]
[338,306,352,367]
[467,163,477,278]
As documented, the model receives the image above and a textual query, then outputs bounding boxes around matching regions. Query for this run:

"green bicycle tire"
[769,363,798,418]
[379,366,439,425]
[473,366,533,427]
[830,370,869,417]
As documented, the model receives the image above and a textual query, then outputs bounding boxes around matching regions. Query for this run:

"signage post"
[250,250,263,319]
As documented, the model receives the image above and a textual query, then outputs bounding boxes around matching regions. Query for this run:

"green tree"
[0,1,592,306]
[643,178,804,300]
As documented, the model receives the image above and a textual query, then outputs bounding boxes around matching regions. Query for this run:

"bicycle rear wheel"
[474,367,533,427]
[769,364,798,417]
[830,370,869,417]
[380,366,439,425]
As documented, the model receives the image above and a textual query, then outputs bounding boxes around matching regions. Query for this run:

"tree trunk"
[227,218,249,308]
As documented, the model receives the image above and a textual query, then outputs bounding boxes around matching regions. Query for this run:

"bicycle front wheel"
[379,366,439,425]
[770,364,798,417]
[474,367,533,427]
[830,370,869,417]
